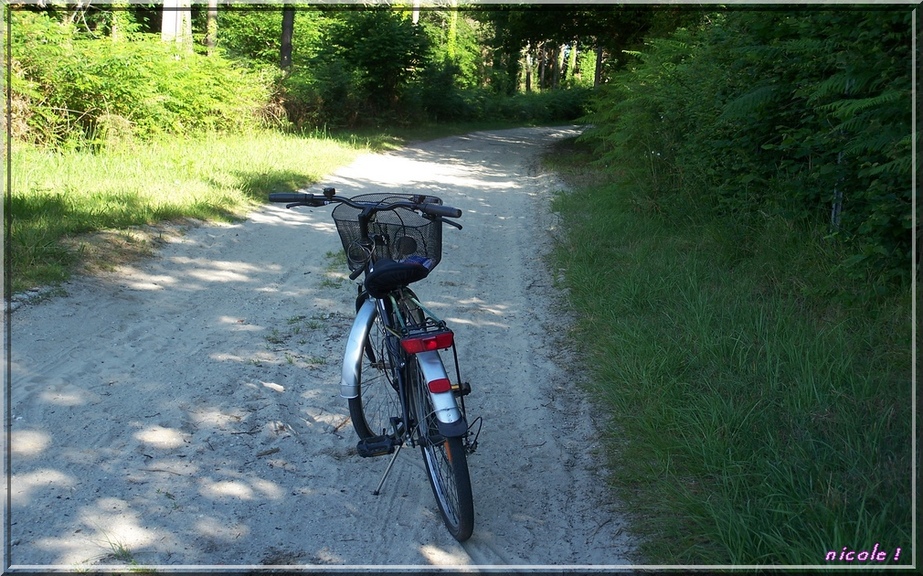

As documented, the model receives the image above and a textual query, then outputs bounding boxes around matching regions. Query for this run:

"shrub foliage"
[10,11,271,148]
[581,9,913,288]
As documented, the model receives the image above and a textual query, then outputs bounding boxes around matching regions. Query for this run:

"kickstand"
[372,442,403,496]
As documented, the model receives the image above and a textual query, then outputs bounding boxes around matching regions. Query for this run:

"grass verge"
[545,138,912,566]
[6,122,544,295]
[7,129,366,294]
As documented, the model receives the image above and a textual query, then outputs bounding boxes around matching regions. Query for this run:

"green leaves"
[10,11,270,149]
[581,8,913,290]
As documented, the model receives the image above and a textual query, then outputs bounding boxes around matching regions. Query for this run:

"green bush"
[582,9,913,290]
[412,85,591,125]
[280,59,367,129]
[10,11,271,149]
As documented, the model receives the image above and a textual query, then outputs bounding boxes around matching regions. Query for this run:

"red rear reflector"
[400,331,454,354]
[428,378,452,393]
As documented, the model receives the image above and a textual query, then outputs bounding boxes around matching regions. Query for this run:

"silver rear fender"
[415,350,465,433]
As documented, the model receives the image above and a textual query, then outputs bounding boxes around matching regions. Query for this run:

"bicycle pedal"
[356,435,397,458]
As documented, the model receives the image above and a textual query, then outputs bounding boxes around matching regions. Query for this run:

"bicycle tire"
[411,357,474,541]
[348,306,401,440]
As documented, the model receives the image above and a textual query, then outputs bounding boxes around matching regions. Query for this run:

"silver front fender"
[340,298,377,399]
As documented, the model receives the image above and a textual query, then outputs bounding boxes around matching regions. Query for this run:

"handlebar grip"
[422,203,462,219]
[269,192,327,207]
[270,193,310,203]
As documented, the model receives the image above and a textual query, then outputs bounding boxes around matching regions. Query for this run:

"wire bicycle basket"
[332,193,444,273]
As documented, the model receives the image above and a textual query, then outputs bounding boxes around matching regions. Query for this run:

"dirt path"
[8,126,635,570]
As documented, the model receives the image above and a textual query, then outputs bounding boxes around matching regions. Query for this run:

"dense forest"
[6,4,914,288]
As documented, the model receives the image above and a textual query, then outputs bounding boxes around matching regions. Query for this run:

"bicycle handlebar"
[420,203,462,219]
[269,189,463,220]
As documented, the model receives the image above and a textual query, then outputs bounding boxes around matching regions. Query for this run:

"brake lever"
[441,217,463,230]
[285,200,328,209]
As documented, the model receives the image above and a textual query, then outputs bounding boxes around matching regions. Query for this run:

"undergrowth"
[546,137,912,566]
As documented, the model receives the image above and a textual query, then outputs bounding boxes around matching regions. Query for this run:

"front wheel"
[412,359,474,541]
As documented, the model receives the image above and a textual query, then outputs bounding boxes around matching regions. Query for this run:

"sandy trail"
[8,126,635,570]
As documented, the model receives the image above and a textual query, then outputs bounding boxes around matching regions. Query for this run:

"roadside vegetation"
[546,7,912,566]
[8,131,363,293]
[6,5,602,294]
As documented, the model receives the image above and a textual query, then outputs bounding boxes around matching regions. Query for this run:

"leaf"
[820,90,905,119]
[720,85,778,120]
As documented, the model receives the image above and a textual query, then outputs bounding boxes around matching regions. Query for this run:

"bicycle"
[269,187,480,542]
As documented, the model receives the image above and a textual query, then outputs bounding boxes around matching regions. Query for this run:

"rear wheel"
[348,307,401,439]
[411,358,474,541]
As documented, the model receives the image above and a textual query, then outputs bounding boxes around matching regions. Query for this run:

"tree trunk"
[567,40,578,85]
[280,6,295,69]
[66,0,90,26]
[446,0,458,59]
[538,42,546,90]
[594,45,604,87]
[111,3,129,42]
[553,44,563,89]
[523,43,532,93]
[205,0,218,56]
[161,0,193,51]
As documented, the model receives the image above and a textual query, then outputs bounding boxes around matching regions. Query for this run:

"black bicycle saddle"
[364,258,430,298]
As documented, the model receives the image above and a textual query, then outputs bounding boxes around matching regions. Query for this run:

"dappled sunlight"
[35,511,160,566]
[187,407,247,428]
[194,515,250,541]
[314,547,345,564]
[327,143,531,198]
[261,381,285,393]
[249,205,338,235]
[11,429,52,457]
[199,479,256,500]
[207,349,291,368]
[38,387,87,407]
[249,478,286,500]
[120,270,177,291]
[187,268,251,284]
[170,257,266,284]
[76,500,160,556]
[118,256,285,292]
[419,543,469,565]
[198,476,286,502]
[218,315,261,331]
[445,317,511,330]
[133,425,187,449]
[249,206,311,226]
[9,125,605,566]
[457,297,510,316]
[11,469,75,507]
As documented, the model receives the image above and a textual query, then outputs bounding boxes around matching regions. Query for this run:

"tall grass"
[546,139,912,566]
[7,130,364,293]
